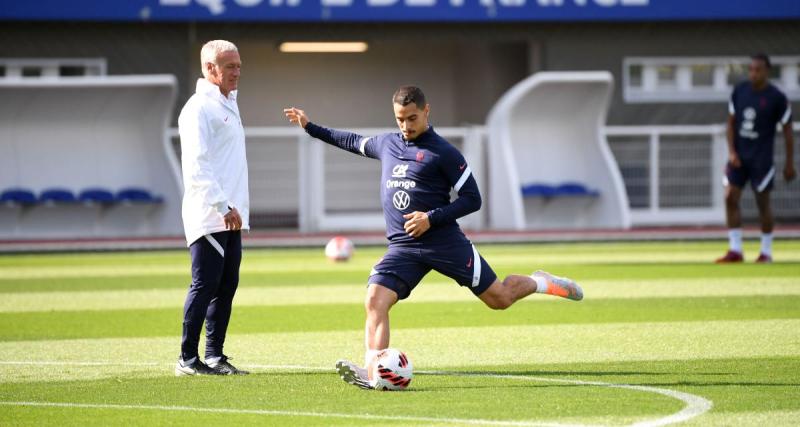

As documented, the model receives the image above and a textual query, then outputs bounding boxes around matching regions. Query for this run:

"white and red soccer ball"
[325,236,354,262]
[370,348,413,391]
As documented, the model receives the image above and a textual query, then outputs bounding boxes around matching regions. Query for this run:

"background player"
[284,86,583,390]
[717,53,796,263]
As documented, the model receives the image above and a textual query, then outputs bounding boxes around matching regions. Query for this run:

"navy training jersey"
[305,123,481,246]
[729,82,792,162]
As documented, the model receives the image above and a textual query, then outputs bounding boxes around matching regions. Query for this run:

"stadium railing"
[168,122,799,231]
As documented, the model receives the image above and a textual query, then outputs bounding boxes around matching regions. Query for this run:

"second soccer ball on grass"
[325,236,354,262]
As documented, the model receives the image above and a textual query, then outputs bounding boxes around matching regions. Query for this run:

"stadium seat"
[1,188,37,205]
[555,182,599,197]
[520,183,557,198]
[116,188,163,204]
[521,182,599,198]
[39,188,78,203]
[78,188,116,204]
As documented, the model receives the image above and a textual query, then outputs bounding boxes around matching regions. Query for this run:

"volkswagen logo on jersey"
[392,190,410,210]
[392,164,408,178]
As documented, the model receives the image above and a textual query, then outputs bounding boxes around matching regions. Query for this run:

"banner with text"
[1,0,798,22]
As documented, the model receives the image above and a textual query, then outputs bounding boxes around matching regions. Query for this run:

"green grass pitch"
[1,240,799,426]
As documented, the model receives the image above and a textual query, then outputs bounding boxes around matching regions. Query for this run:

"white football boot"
[335,359,373,390]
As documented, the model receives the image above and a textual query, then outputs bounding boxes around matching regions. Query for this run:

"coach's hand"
[224,207,243,231]
[728,152,741,168]
[283,107,309,129]
[403,211,430,238]
[785,164,797,182]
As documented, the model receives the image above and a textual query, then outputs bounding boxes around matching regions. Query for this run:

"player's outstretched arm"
[283,106,376,158]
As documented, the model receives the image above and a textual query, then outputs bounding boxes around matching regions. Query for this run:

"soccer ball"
[370,348,413,391]
[324,236,354,262]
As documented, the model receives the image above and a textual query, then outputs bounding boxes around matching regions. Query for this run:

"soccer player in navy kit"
[717,54,796,263]
[284,86,583,390]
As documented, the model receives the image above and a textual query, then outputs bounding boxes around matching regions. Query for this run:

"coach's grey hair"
[200,40,239,78]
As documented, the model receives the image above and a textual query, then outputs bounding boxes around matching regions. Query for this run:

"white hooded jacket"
[178,78,250,246]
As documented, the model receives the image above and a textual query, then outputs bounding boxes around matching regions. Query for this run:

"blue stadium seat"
[39,188,78,203]
[555,182,599,197]
[79,188,116,204]
[116,188,163,204]
[1,188,37,204]
[521,183,557,197]
[521,182,599,198]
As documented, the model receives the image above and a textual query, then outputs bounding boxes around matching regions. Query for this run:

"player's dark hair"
[393,86,427,109]
[751,53,772,69]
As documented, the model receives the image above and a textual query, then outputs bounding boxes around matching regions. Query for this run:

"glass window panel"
[21,66,42,77]
[797,64,800,87]
[59,65,86,76]
[657,65,677,87]
[628,64,643,87]
[85,65,103,76]
[691,64,714,87]
[767,65,781,81]
[726,63,748,86]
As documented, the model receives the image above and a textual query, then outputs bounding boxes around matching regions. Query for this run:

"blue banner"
[1,0,799,22]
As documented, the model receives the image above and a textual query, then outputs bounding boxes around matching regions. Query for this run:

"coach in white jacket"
[175,40,250,376]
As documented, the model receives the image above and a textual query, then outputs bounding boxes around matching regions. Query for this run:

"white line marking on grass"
[0,361,328,371]
[0,362,712,426]
[422,371,713,427]
[0,401,580,427]
[0,361,160,367]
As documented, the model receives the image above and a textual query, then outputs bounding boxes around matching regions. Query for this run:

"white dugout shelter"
[486,72,631,230]
[0,76,183,239]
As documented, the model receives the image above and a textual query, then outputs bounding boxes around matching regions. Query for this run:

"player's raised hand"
[403,211,430,238]
[283,107,309,128]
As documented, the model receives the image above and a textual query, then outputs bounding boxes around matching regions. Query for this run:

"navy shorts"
[725,160,775,193]
[368,243,497,300]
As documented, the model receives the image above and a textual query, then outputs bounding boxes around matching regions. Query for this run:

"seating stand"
[486,72,631,230]
[103,188,164,236]
[0,76,182,240]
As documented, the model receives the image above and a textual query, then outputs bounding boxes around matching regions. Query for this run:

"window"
[768,66,781,81]
[691,64,713,87]
[21,66,42,77]
[628,64,643,87]
[624,56,800,103]
[725,63,747,86]
[656,65,677,88]
[59,65,86,76]
[0,58,107,79]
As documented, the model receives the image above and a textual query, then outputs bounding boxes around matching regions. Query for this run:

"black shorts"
[725,160,775,193]
[368,243,497,300]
